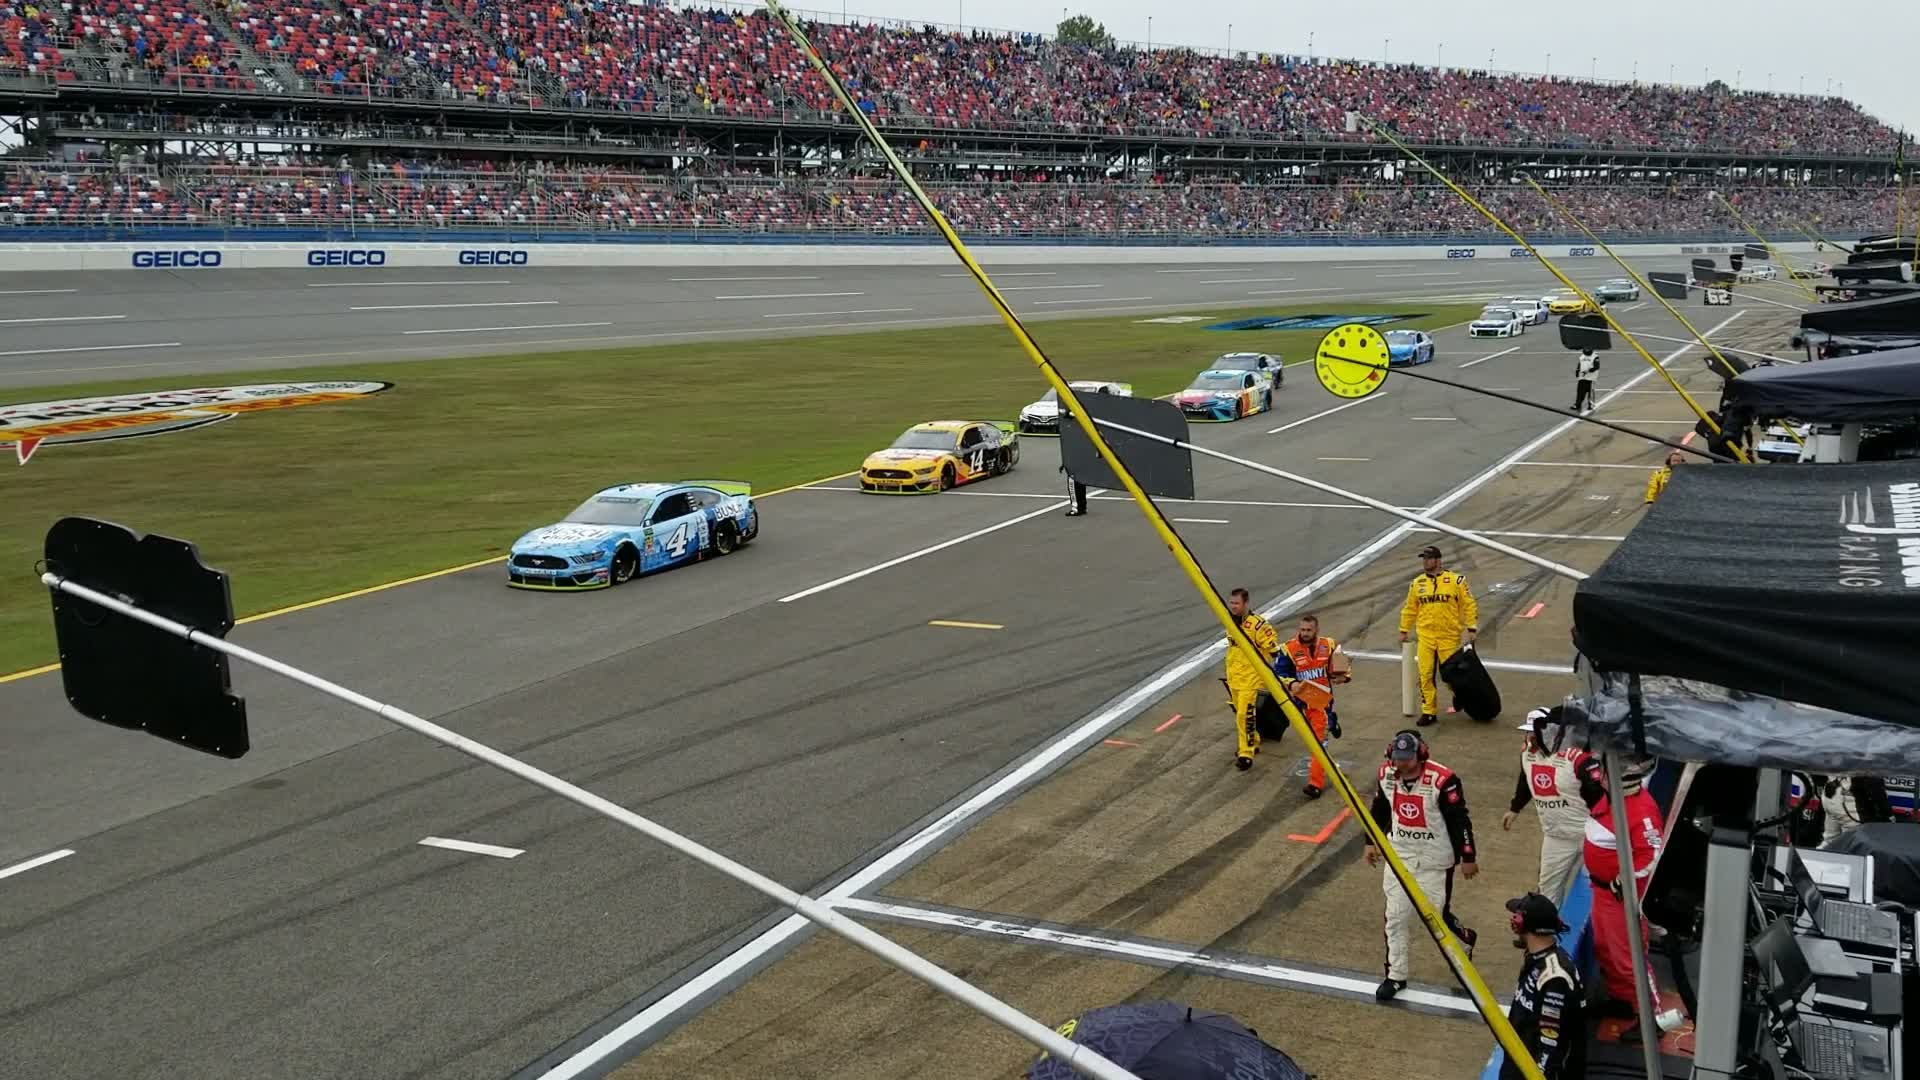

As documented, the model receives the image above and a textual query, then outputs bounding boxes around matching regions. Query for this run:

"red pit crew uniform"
[1372,760,1478,982]
[1510,744,1599,903]
[1583,782,1664,1007]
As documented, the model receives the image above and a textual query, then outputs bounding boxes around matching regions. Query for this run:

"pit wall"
[0,240,1818,272]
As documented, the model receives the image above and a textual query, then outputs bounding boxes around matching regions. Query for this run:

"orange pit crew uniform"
[1400,569,1478,718]
[1279,635,1343,789]
[1224,610,1280,763]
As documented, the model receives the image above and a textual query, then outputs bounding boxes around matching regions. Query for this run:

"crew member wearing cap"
[1366,729,1478,1002]
[1644,449,1684,505]
[1502,706,1601,904]
[1582,754,1665,1029]
[1398,545,1478,727]
[1500,892,1587,1080]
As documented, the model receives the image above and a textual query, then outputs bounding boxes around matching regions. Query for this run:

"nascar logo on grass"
[1,382,392,465]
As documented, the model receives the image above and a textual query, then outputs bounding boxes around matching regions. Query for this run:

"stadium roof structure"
[1571,460,1920,772]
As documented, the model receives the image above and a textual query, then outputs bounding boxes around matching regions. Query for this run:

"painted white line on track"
[1344,649,1571,675]
[307,279,511,287]
[0,288,80,295]
[1030,295,1152,306]
[1409,526,1629,542]
[404,322,614,336]
[942,271,1055,277]
[1198,276,1297,285]
[1515,461,1656,470]
[0,849,75,881]
[1376,271,1463,278]
[762,308,914,319]
[778,501,1068,603]
[670,275,821,282]
[792,487,1398,511]
[1267,393,1387,435]
[1247,287,1343,296]
[714,291,864,301]
[1458,345,1520,369]
[1317,456,1372,462]
[536,312,1745,1079]
[996,284,1102,292]
[1154,267,1242,273]
[0,342,181,360]
[1612,419,1697,425]
[836,897,1480,1014]
[1173,518,1231,524]
[351,301,558,311]
[419,837,524,859]
[1410,416,1458,421]
[0,314,124,325]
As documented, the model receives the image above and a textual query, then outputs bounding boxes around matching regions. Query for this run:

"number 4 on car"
[506,481,759,590]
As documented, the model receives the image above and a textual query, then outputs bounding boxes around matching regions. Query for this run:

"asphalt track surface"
[5,258,1659,389]
[0,257,1746,1080]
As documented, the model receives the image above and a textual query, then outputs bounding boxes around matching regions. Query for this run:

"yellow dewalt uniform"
[1400,570,1478,717]
[1224,612,1280,760]
[1644,466,1671,505]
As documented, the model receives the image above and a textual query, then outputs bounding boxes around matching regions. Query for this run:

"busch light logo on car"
[1445,248,1477,259]
[1568,247,1597,257]
[307,249,387,267]
[458,249,530,266]
[131,250,222,269]
[1509,248,1536,258]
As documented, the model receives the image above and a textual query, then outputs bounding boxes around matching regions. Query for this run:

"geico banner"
[1444,248,1479,259]
[1567,246,1597,257]
[456,249,530,265]
[131,249,222,269]
[306,249,388,267]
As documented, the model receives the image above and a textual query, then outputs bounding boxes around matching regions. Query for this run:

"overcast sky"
[817,0,1917,144]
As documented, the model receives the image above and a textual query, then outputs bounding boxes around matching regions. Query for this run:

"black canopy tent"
[1799,291,1920,336]
[1570,461,1920,772]
[1721,346,1920,423]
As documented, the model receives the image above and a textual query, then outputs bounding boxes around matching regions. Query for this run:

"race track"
[8,257,1638,388]
[0,255,1745,1079]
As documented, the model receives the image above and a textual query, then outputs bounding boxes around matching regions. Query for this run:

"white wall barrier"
[0,239,1820,273]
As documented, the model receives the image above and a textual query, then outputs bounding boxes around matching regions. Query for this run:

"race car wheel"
[941,464,956,490]
[993,447,1011,476]
[713,522,738,556]
[611,546,639,585]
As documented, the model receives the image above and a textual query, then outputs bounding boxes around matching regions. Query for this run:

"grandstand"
[0,0,1904,240]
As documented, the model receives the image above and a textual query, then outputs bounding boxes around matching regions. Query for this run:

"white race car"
[1469,306,1526,338]
[1016,379,1133,435]
[1739,264,1779,281]
[1501,297,1550,325]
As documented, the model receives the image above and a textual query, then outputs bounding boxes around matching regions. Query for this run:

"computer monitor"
[1752,917,1816,1007]
[1787,850,1829,918]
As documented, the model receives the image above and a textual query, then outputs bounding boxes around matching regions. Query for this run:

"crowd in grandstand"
[0,0,1898,155]
[0,159,1896,237]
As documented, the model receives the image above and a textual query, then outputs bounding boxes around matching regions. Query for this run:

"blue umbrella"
[1026,1001,1314,1080]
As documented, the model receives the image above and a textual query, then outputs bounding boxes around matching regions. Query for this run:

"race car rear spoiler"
[680,479,753,497]
[993,421,1019,436]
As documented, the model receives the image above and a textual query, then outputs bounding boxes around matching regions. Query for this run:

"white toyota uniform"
[1372,758,1478,983]
[1510,742,1597,903]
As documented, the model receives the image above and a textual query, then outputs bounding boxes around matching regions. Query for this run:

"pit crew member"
[1502,707,1600,903]
[1500,892,1588,1080]
[1223,588,1280,771]
[1582,754,1664,1033]
[1276,613,1349,799]
[1398,545,1478,727]
[1367,730,1479,1001]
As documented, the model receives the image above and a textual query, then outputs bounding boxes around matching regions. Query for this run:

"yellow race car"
[859,420,1021,494]
[1547,293,1598,315]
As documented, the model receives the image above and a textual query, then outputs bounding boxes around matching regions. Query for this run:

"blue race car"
[507,480,758,590]
[1385,329,1436,366]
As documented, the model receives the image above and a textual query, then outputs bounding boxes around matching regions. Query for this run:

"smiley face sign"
[1313,324,1393,400]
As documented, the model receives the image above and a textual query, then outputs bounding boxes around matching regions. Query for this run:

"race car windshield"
[1188,374,1242,390]
[891,429,960,450]
[1480,309,1515,320]
[1213,356,1260,369]
[1384,331,1420,344]
[1035,389,1059,404]
[565,496,654,526]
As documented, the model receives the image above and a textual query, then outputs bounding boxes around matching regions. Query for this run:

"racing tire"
[713,521,738,556]
[941,464,956,490]
[611,546,639,585]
